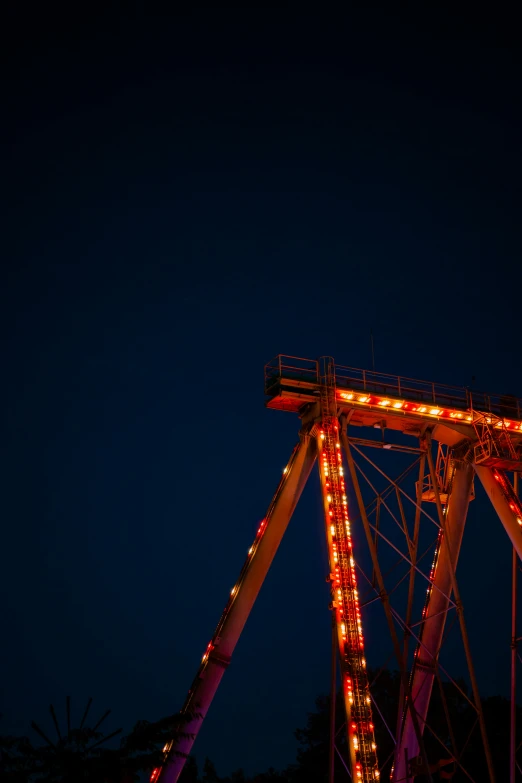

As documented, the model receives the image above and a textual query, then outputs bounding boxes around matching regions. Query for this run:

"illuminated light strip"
[337,390,522,430]
[318,423,379,781]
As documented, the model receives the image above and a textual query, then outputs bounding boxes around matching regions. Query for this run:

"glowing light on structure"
[334,387,522,435]
[317,416,378,780]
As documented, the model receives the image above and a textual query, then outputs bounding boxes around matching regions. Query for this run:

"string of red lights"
[318,419,379,782]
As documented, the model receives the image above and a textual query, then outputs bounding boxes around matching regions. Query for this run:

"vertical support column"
[395,457,473,780]
[510,472,519,783]
[157,432,317,783]
[475,462,522,783]
[329,615,337,783]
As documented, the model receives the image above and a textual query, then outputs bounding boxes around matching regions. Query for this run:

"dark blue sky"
[2,3,522,776]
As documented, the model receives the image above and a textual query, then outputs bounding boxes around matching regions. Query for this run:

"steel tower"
[153,356,522,783]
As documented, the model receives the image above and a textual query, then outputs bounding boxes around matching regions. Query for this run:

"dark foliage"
[1,674,519,782]
[0,706,193,783]
[286,668,522,782]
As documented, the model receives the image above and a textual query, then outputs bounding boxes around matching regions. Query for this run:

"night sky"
[2,3,522,777]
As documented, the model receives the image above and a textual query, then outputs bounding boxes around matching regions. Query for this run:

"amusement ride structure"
[153,356,522,783]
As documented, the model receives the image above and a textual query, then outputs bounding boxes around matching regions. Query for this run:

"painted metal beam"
[157,432,317,783]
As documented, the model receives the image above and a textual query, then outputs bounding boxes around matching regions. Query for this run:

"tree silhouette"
[1,678,519,782]
[0,698,194,783]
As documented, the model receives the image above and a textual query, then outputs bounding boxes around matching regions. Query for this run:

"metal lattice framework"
[153,356,522,783]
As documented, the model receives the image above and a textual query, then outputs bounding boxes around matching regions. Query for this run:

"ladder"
[318,357,379,782]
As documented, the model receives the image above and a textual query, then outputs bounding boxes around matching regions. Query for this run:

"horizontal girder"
[265,358,522,465]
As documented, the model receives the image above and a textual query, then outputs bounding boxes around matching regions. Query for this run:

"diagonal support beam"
[395,453,473,781]
[474,465,522,559]
[424,439,496,783]
[157,431,317,783]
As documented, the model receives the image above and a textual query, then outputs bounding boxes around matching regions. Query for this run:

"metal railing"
[264,354,522,421]
[264,355,319,388]
[334,363,470,409]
